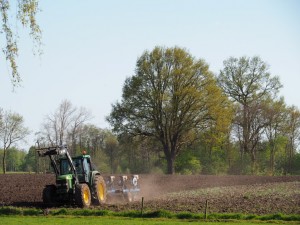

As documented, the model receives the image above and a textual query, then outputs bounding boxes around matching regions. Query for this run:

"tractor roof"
[72,154,91,160]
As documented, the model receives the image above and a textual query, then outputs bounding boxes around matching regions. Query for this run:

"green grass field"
[1,216,299,225]
[1,207,300,225]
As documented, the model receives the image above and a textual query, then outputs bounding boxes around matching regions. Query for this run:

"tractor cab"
[60,154,93,183]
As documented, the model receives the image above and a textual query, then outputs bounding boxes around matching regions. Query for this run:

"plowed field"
[0,174,299,215]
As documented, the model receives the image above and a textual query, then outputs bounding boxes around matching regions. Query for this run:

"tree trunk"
[269,140,275,176]
[250,150,257,174]
[166,157,175,174]
[2,148,6,174]
[163,144,176,174]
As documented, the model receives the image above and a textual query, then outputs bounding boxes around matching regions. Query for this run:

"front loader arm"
[36,146,61,176]
[49,155,60,176]
[36,145,78,182]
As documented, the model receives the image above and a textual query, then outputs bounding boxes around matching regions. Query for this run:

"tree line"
[1,46,300,175]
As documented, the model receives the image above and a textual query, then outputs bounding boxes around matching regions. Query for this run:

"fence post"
[205,199,209,219]
[141,197,144,216]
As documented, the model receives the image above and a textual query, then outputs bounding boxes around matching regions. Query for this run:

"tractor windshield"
[60,159,71,175]
[74,158,83,174]
[60,158,83,175]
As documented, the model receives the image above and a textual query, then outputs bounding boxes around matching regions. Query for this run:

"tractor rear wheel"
[92,175,107,205]
[75,183,91,208]
[42,185,56,205]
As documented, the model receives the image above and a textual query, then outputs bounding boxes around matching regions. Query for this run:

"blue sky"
[1,0,300,150]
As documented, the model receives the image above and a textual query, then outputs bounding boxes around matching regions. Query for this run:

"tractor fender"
[89,171,101,186]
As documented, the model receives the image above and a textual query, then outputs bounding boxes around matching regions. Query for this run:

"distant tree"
[175,149,202,175]
[0,0,42,87]
[283,105,300,174]
[103,132,119,174]
[22,146,37,172]
[40,99,92,154]
[6,147,26,172]
[68,106,92,155]
[0,110,30,173]
[76,124,111,172]
[48,100,76,146]
[262,97,287,174]
[218,56,282,173]
[22,145,49,173]
[0,149,2,173]
[107,46,232,174]
[117,135,162,174]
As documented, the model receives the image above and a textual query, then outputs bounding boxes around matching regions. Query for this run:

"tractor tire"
[75,183,91,208]
[42,185,56,205]
[92,175,107,205]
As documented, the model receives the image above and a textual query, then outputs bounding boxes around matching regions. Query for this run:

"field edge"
[0,206,300,222]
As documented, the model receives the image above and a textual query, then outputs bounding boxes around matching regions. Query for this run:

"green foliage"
[0,110,30,174]
[0,147,29,173]
[176,212,201,219]
[49,208,110,216]
[51,208,68,215]
[92,149,110,174]
[144,210,173,218]
[117,136,164,174]
[22,146,37,172]
[6,147,26,171]
[208,213,243,220]
[258,213,300,221]
[290,153,300,174]
[175,149,201,174]
[116,210,141,218]
[22,208,41,216]
[150,166,165,174]
[102,131,120,174]
[0,0,42,87]
[0,206,22,215]
[203,148,228,175]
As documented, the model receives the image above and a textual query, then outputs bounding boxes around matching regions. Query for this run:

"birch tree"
[0,110,30,173]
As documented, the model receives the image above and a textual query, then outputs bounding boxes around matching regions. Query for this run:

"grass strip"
[0,206,299,222]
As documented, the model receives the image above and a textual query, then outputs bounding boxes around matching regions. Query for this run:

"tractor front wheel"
[75,183,91,208]
[42,185,56,205]
[92,175,107,205]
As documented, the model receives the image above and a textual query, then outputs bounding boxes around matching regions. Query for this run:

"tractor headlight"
[58,148,67,155]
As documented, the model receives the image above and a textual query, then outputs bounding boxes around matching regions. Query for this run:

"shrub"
[23,208,41,216]
[0,207,22,215]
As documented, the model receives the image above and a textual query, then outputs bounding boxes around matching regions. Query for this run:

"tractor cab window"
[74,158,83,174]
[60,159,71,175]
[83,158,91,175]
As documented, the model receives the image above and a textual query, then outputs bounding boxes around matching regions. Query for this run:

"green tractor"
[36,145,106,207]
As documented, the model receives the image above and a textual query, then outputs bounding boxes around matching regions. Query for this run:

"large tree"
[0,109,30,173]
[218,56,282,172]
[107,46,232,174]
[1,0,42,87]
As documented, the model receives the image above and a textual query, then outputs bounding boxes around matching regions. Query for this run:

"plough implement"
[106,175,140,202]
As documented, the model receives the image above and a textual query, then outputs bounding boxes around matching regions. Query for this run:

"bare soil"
[0,174,299,214]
